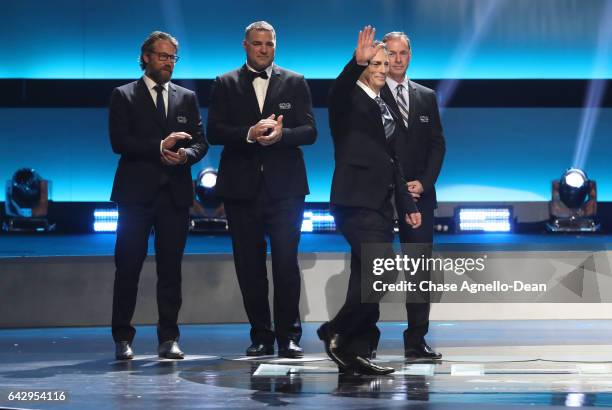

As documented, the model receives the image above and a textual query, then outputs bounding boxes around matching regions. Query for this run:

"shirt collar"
[356,80,380,99]
[386,76,409,92]
[143,75,169,91]
[246,63,273,77]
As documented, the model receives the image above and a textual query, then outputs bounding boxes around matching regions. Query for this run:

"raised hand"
[355,25,383,66]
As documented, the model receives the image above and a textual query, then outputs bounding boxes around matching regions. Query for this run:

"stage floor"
[1,232,611,258]
[2,321,612,409]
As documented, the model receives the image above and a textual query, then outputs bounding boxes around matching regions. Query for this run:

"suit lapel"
[238,65,263,118]
[406,80,418,130]
[381,84,407,132]
[261,65,281,117]
[355,87,388,146]
[136,79,166,130]
[166,83,178,130]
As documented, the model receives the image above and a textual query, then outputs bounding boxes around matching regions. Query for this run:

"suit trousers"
[224,183,305,346]
[397,198,435,346]
[328,199,396,356]
[111,185,189,344]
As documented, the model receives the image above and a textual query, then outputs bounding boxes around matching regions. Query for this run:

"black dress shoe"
[158,341,184,359]
[115,341,134,360]
[246,343,274,356]
[317,323,349,370]
[404,342,442,360]
[278,340,304,358]
[349,355,395,375]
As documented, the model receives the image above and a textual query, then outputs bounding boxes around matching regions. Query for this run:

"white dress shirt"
[143,75,177,159]
[356,80,390,129]
[246,63,274,145]
[356,80,380,100]
[247,63,273,113]
[386,76,410,127]
[143,74,169,116]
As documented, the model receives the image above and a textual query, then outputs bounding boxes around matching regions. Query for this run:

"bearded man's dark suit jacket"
[207,64,317,347]
[109,77,208,344]
[381,80,445,347]
[326,57,417,356]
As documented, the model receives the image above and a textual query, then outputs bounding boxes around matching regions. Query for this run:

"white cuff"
[246,127,256,143]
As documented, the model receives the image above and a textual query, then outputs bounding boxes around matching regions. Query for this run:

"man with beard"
[109,31,208,360]
[382,31,445,361]
[207,21,316,358]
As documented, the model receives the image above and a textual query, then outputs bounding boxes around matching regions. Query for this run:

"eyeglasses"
[149,51,180,62]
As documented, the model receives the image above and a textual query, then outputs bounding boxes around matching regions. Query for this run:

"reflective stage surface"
[2,322,612,409]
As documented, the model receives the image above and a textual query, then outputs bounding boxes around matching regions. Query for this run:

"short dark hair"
[382,31,411,50]
[244,21,276,41]
[140,31,179,70]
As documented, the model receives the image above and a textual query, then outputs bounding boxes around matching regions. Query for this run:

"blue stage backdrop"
[2,0,611,79]
[1,108,611,202]
[2,0,611,202]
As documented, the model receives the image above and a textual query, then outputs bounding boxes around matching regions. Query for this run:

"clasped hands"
[248,114,284,146]
[161,132,191,165]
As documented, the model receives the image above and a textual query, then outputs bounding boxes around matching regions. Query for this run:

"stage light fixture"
[190,168,227,232]
[93,209,118,232]
[3,168,54,232]
[559,168,588,209]
[455,207,513,233]
[547,168,599,232]
[301,210,336,233]
[199,170,217,190]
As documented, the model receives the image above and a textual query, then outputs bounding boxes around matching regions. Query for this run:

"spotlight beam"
[573,79,607,169]
[572,1,612,169]
[436,0,506,109]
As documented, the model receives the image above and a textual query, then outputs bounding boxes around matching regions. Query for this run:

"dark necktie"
[248,70,269,81]
[154,84,166,121]
[375,96,396,139]
[395,84,409,127]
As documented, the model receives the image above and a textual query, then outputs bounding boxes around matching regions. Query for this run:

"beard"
[147,66,172,84]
